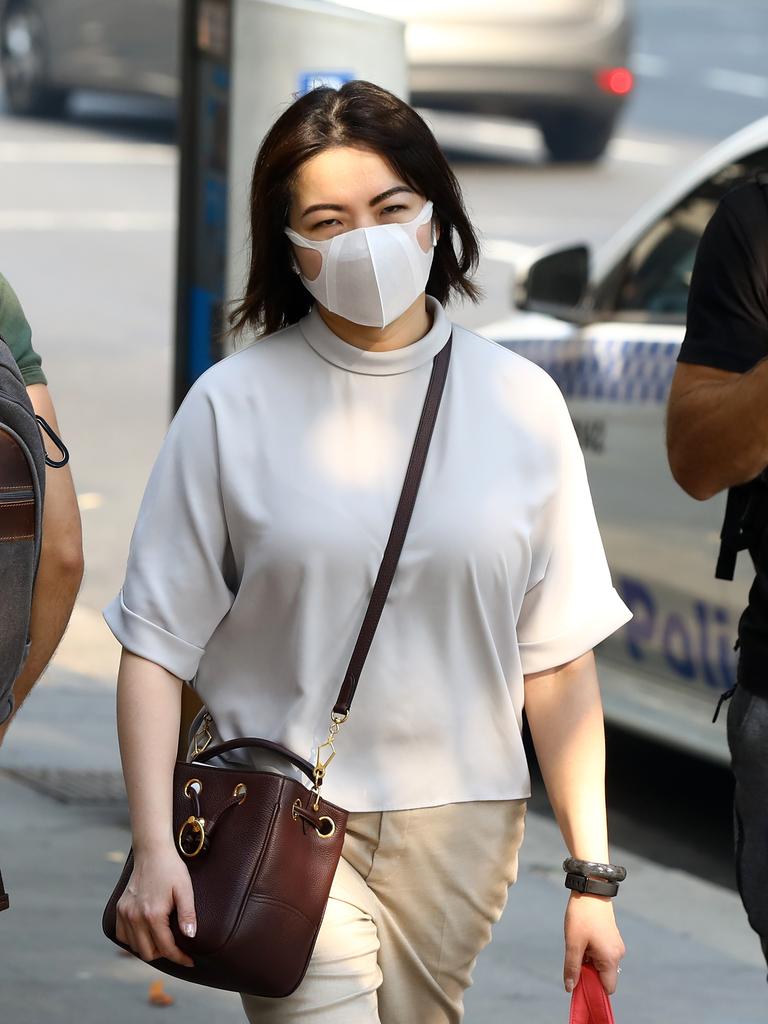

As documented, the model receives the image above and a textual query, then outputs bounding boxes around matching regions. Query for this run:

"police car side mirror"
[514,244,590,324]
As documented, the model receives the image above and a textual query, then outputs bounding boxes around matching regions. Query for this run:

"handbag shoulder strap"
[0,867,9,912]
[332,332,452,718]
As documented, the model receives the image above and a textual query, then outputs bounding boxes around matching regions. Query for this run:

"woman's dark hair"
[230,80,482,337]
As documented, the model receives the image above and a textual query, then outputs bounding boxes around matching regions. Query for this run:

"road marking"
[0,140,176,164]
[0,209,174,231]
[77,492,104,511]
[609,136,677,165]
[418,109,677,166]
[632,53,669,78]
[483,239,535,266]
[1,122,676,171]
[705,68,768,99]
[419,111,541,158]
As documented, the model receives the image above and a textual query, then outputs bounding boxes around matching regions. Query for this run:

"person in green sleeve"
[0,273,47,388]
[0,273,84,744]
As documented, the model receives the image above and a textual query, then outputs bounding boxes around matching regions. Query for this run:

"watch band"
[562,857,627,883]
[565,872,619,898]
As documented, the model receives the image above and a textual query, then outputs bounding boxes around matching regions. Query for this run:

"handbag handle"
[193,736,315,782]
[332,333,452,717]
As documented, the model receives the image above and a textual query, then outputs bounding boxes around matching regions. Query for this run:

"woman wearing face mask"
[104,81,630,1023]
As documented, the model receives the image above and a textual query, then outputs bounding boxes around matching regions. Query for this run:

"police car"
[484,117,768,762]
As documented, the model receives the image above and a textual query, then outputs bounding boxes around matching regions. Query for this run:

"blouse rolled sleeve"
[103,376,235,681]
[517,383,631,676]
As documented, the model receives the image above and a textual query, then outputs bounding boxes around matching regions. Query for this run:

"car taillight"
[596,67,634,96]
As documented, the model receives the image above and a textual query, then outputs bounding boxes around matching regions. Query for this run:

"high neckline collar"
[298,296,451,376]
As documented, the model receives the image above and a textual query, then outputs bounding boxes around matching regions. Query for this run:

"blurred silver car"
[0,0,178,117]
[338,0,634,162]
[1,0,631,162]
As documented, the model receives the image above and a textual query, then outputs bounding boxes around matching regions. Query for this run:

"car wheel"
[539,109,616,164]
[1,0,69,117]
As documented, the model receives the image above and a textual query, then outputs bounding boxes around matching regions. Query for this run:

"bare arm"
[525,650,625,995]
[117,650,184,855]
[115,649,196,966]
[667,359,768,501]
[0,384,83,743]
[525,650,609,864]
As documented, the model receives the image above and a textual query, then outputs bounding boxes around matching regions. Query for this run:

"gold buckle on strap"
[191,713,213,757]
[312,712,348,810]
[191,712,214,761]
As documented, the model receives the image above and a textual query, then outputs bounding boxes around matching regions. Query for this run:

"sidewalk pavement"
[0,650,766,1023]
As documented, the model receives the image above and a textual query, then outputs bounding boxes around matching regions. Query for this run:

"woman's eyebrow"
[369,185,415,206]
[301,202,345,218]
[301,186,415,218]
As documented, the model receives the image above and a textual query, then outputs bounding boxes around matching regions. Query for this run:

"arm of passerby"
[524,650,625,997]
[667,187,768,500]
[667,359,768,499]
[115,649,196,968]
[0,384,83,746]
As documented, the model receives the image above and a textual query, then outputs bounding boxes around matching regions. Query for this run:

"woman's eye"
[382,205,406,215]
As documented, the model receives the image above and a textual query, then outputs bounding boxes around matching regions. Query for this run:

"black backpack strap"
[716,484,753,580]
[0,867,9,912]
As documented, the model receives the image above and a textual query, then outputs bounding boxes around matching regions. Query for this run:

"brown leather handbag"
[102,334,452,998]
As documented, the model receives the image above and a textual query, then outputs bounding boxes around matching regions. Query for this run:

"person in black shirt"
[667,178,768,972]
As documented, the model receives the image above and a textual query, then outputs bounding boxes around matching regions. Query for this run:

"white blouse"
[104,296,631,812]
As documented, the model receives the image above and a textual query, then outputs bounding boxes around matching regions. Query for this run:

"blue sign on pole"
[298,71,356,94]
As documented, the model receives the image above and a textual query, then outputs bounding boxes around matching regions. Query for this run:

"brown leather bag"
[102,334,452,998]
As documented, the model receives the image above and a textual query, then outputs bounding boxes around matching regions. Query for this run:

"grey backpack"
[0,336,68,725]
[0,336,68,913]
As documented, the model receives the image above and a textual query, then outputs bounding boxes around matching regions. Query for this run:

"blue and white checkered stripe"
[500,337,680,404]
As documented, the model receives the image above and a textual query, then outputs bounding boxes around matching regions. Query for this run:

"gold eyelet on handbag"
[315,816,336,839]
[184,778,202,798]
[291,798,302,821]
[233,783,247,804]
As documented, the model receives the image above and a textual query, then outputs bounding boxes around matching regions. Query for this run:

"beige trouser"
[241,799,527,1024]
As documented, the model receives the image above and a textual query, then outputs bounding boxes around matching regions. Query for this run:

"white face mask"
[284,200,437,329]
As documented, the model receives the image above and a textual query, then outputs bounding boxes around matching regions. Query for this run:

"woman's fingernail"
[182,922,196,938]
[565,979,575,993]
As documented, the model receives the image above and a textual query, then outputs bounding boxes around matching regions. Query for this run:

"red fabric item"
[569,964,616,1024]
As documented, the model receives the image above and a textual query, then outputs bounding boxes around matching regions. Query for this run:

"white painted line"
[609,136,677,165]
[0,141,176,164]
[483,239,535,266]
[632,52,669,78]
[76,492,104,511]
[705,68,768,99]
[0,209,174,231]
[419,108,676,167]
[420,109,541,158]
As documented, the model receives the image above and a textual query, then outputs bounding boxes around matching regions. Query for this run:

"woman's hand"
[116,844,197,968]
[563,892,625,995]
